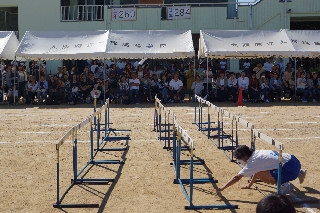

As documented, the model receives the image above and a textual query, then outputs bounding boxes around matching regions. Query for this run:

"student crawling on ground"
[215,145,307,195]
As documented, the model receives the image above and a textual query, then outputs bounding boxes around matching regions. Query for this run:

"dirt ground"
[0,100,319,213]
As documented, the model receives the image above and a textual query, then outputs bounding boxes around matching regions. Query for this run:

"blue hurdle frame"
[54,99,130,208]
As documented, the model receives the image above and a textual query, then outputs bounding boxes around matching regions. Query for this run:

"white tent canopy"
[199,30,296,58]
[105,30,195,59]
[15,31,110,60]
[284,30,320,58]
[0,31,20,60]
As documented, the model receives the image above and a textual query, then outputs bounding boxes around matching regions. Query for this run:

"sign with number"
[167,6,191,19]
[112,8,137,21]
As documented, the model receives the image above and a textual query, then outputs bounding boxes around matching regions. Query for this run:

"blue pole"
[97,115,100,150]
[189,154,194,207]
[277,150,283,194]
[90,122,94,160]
[94,98,97,128]
[73,133,78,183]
[177,134,181,180]
[173,129,177,163]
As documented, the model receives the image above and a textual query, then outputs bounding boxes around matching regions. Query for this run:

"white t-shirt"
[129,78,140,90]
[169,79,183,90]
[243,62,250,69]
[238,150,292,177]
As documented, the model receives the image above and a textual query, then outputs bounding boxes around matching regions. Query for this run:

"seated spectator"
[269,72,282,102]
[37,75,48,104]
[259,73,269,102]
[94,67,102,79]
[69,74,79,105]
[263,58,273,73]
[169,73,185,103]
[158,75,169,102]
[7,86,19,105]
[150,74,160,100]
[68,66,76,80]
[282,66,293,97]
[202,67,214,94]
[87,71,96,90]
[60,74,71,102]
[117,75,129,104]
[191,75,204,102]
[310,72,320,102]
[27,76,38,104]
[238,71,249,102]
[48,75,60,104]
[216,72,228,102]
[296,72,311,103]
[256,193,296,213]
[79,74,91,101]
[94,78,106,104]
[228,72,238,103]
[249,73,259,103]
[109,64,118,79]
[162,65,172,82]
[82,66,90,77]
[140,73,152,101]
[129,72,140,104]
[123,63,133,79]
[150,65,159,78]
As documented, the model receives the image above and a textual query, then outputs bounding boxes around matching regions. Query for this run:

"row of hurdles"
[153,95,285,210]
[53,98,131,209]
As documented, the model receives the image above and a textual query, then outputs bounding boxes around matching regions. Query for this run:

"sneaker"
[261,94,264,100]
[181,100,185,103]
[265,99,269,103]
[302,100,308,103]
[244,99,247,102]
[171,100,174,103]
[298,169,307,184]
[280,182,294,194]
[313,99,316,103]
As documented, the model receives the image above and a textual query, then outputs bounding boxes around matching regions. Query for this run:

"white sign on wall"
[112,8,137,21]
[167,6,191,19]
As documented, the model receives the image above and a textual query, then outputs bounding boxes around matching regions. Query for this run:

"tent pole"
[13,57,16,105]
[294,58,297,101]
[103,59,106,103]
[207,57,209,95]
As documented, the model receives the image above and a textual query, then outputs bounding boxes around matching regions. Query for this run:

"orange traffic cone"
[236,87,244,106]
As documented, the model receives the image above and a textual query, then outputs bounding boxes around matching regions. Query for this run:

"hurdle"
[154,99,238,210]
[194,95,285,195]
[53,99,130,208]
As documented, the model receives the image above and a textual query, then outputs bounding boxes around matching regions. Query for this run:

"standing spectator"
[220,59,227,73]
[48,75,60,104]
[238,71,249,102]
[259,73,269,102]
[143,64,150,79]
[269,72,282,102]
[90,60,98,72]
[169,73,185,103]
[17,65,28,100]
[94,67,102,79]
[296,72,311,103]
[129,72,140,104]
[253,62,265,79]
[228,72,238,103]
[79,74,91,101]
[123,63,133,79]
[263,58,273,73]
[7,85,19,105]
[116,58,126,70]
[216,72,228,102]
[186,64,198,101]
[243,59,251,75]
[37,75,48,104]
[68,66,77,80]
[249,73,259,103]
[137,65,144,79]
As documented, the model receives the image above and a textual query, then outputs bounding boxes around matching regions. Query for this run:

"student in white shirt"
[237,71,249,101]
[243,59,251,74]
[169,73,185,103]
[129,72,140,104]
[215,145,306,195]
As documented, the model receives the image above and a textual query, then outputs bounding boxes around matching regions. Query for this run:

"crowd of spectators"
[0,57,319,105]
